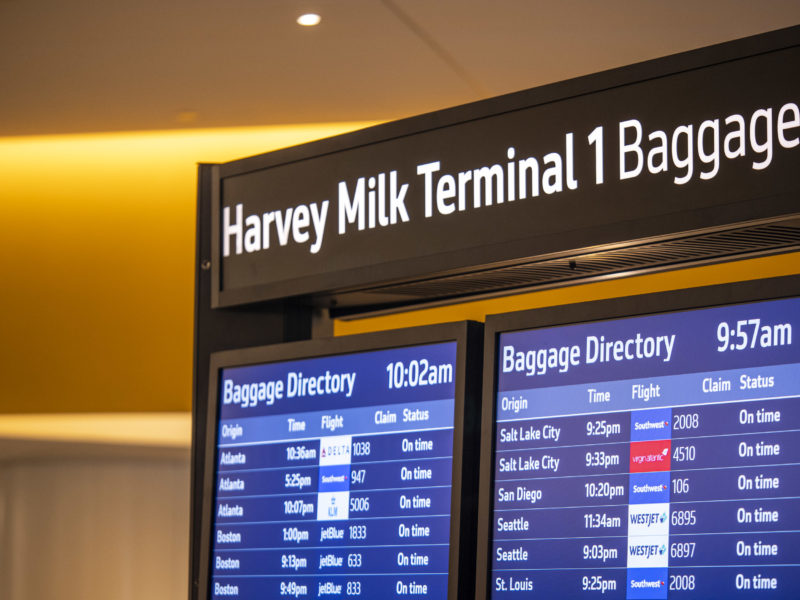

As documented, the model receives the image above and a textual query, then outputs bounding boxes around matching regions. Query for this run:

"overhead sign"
[211,28,799,308]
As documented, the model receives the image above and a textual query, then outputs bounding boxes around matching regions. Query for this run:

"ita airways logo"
[630,439,672,472]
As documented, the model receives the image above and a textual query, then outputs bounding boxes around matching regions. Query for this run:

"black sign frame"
[195,321,483,600]
[210,26,799,310]
[474,273,800,599]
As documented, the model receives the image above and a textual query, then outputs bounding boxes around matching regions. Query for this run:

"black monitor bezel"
[196,320,483,600]
[474,273,800,599]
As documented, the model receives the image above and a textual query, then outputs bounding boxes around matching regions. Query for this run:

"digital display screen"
[207,337,465,599]
[488,294,800,598]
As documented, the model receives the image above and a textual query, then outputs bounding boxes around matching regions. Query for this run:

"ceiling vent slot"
[328,218,800,314]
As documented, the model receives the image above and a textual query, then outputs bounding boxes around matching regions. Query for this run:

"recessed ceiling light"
[297,13,321,27]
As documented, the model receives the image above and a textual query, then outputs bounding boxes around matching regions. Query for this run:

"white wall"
[0,456,190,600]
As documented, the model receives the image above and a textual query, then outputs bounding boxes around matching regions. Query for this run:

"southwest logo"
[629,473,670,504]
[627,568,668,599]
[630,408,672,442]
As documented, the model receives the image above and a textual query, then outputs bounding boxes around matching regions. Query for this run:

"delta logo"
[630,440,672,472]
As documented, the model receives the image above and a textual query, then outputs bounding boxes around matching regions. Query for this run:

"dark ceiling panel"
[0,0,798,135]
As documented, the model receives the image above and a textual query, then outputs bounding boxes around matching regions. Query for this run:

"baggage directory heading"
[491,296,799,599]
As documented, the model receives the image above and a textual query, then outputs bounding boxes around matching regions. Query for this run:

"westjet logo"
[629,512,667,527]
[628,503,669,537]
[629,544,667,559]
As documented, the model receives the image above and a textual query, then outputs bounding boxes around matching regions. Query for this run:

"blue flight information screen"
[210,341,458,599]
[491,296,800,599]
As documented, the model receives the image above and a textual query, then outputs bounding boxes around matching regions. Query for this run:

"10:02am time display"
[386,359,454,389]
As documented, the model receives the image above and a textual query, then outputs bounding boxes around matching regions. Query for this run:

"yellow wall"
[0,124,376,414]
